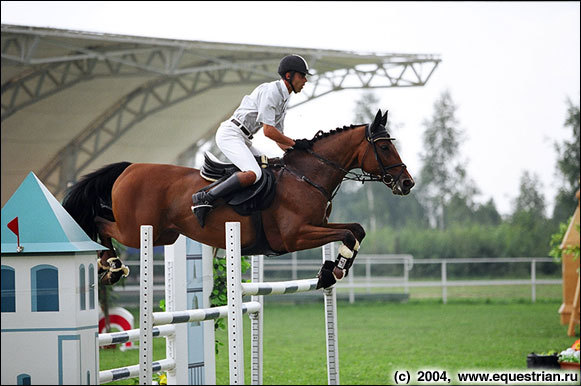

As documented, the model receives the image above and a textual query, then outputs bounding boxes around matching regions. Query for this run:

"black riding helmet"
[278,54,312,92]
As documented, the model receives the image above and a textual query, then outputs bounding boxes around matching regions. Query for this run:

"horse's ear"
[371,109,382,129]
[381,110,388,126]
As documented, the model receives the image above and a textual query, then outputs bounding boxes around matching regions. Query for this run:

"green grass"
[214,301,576,385]
[336,283,563,300]
[100,299,579,385]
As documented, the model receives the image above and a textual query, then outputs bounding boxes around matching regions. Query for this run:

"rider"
[192,54,313,226]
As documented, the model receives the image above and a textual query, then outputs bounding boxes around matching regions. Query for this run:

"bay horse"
[62,109,414,289]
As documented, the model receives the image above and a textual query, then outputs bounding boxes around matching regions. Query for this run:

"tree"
[509,170,551,255]
[473,198,502,226]
[353,91,382,125]
[417,90,478,229]
[552,98,580,223]
[513,171,547,217]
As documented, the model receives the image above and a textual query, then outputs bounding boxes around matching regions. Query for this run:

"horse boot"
[191,171,256,227]
[98,250,130,285]
[316,260,338,289]
[316,240,360,289]
[342,240,361,277]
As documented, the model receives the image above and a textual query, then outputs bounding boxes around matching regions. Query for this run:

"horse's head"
[359,109,415,195]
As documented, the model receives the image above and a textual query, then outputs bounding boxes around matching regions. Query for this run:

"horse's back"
[111,163,207,241]
[114,163,203,197]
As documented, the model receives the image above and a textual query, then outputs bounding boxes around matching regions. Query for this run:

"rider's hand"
[292,138,311,150]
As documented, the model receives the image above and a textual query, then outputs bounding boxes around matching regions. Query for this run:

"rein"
[281,165,336,201]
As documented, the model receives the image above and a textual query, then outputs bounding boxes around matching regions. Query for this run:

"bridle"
[361,123,407,189]
[281,125,407,200]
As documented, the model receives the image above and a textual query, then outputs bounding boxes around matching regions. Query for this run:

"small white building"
[1,172,106,385]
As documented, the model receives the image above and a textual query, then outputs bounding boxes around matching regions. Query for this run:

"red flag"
[7,217,20,248]
[7,217,19,236]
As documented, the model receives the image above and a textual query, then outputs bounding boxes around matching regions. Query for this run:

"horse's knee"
[351,223,366,242]
[342,231,357,251]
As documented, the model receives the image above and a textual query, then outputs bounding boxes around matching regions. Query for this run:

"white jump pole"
[203,244,218,384]
[226,221,340,385]
[163,235,188,384]
[250,254,264,385]
[322,243,340,385]
[226,222,245,385]
[139,225,154,385]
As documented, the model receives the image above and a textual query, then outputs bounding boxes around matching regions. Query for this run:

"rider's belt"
[231,118,253,139]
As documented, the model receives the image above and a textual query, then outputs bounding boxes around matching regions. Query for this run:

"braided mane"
[288,124,365,152]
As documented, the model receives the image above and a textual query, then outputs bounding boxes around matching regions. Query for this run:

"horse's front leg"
[283,223,361,289]
[324,223,366,277]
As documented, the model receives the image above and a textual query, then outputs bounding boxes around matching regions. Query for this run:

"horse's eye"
[380,144,389,151]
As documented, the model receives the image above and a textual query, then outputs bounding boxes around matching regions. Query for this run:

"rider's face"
[289,72,307,93]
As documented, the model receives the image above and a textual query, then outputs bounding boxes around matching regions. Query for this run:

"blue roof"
[1,172,106,254]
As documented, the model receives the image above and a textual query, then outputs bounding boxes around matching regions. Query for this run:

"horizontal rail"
[410,257,555,264]
[335,279,561,289]
[99,358,175,384]
[153,301,261,326]
[98,324,175,346]
[241,278,320,296]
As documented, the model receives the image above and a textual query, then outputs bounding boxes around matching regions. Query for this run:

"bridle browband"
[281,124,407,200]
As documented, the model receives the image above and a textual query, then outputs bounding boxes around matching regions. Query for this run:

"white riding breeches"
[215,120,262,184]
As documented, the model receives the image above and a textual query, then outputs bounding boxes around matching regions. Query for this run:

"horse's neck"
[285,126,365,192]
[311,126,365,170]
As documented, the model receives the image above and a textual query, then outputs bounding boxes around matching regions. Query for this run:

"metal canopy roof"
[1,24,440,204]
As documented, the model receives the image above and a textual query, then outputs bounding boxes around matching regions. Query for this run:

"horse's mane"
[287,124,365,152]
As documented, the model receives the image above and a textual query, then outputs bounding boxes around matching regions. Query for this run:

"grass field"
[334,282,563,300]
[100,295,579,385]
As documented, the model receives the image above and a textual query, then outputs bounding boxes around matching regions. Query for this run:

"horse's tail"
[62,162,132,241]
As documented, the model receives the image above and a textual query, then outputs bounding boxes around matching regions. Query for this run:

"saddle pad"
[200,152,269,182]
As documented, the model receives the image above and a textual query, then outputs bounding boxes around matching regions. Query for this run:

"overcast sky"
[2,1,580,216]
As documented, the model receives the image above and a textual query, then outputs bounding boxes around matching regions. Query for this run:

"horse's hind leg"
[95,216,130,285]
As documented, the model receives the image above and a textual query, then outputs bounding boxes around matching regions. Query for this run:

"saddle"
[199,152,278,216]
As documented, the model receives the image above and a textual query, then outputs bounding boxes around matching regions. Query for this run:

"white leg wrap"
[338,244,353,259]
[354,240,360,251]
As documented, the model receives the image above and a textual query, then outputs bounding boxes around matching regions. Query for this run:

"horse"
[62,109,414,289]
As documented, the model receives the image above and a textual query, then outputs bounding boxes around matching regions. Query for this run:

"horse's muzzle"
[392,177,414,195]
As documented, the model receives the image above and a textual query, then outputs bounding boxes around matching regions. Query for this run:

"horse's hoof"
[333,267,345,280]
[317,261,337,289]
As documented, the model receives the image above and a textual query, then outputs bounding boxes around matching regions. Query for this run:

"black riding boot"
[191,173,245,227]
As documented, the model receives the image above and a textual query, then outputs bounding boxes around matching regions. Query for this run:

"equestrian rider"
[191,54,313,226]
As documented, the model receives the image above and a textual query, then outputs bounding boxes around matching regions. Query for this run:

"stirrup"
[191,190,214,227]
[191,204,213,228]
